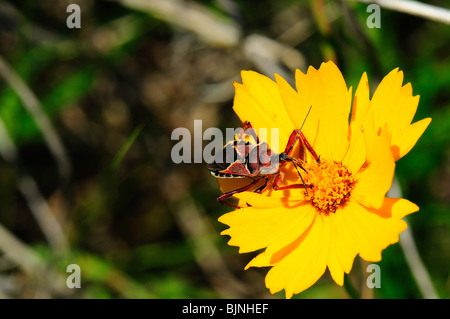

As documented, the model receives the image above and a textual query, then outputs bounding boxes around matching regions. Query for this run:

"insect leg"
[272,167,313,195]
[254,177,269,194]
[284,129,301,156]
[217,178,260,209]
[299,132,320,163]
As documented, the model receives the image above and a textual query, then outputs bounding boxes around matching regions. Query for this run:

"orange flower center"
[303,158,355,214]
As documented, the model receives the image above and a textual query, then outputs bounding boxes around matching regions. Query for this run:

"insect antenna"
[285,105,312,155]
[291,160,310,196]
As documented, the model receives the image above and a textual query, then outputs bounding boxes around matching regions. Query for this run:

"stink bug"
[208,107,319,209]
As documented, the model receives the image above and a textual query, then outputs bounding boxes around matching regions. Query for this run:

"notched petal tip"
[391,117,432,161]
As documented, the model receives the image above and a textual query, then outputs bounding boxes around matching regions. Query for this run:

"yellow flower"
[217,61,431,298]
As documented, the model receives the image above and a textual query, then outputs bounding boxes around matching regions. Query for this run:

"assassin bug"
[208,107,319,209]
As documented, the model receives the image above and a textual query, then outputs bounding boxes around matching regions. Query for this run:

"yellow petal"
[334,206,358,274]
[245,250,271,270]
[391,117,432,161]
[234,191,301,208]
[233,71,294,152]
[369,68,430,160]
[326,212,345,286]
[292,61,352,162]
[240,71,292,128]
[352,113,395,209]
[263,204,316,256]
[264,213,329,298]
[364,197,419,219]
[219,200,315,254]
[344,72,370,173]
[344,200,409,262]
[342,128,366,176]
[275,73,319,161]
[371,69,418,134]
[349,72,370,144]
[244,207,315,269]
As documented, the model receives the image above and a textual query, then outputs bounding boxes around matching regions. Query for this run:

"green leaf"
[111,122,146,171]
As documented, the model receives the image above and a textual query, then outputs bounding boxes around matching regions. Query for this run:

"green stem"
[343,273,360,299]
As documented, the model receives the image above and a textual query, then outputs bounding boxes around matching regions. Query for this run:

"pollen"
[303,158,355,214]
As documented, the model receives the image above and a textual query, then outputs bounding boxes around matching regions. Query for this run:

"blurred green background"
[0,0,448,299]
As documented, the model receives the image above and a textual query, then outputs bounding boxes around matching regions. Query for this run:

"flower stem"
[343,273,360,299]
[388,176,439,299]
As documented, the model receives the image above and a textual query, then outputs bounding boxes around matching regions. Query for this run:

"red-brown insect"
[208,107,319,208]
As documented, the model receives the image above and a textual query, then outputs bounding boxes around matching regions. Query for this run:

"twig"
[399,220,439,298]
[16,175,68,252]
[0,55,71,181]
[343,273,361,299]
[348,0,450,24]
[0,222,69,296]
[0,222,44,277]
[0,118,68,252]
[116,0,242,48]
[388,176,439,299]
